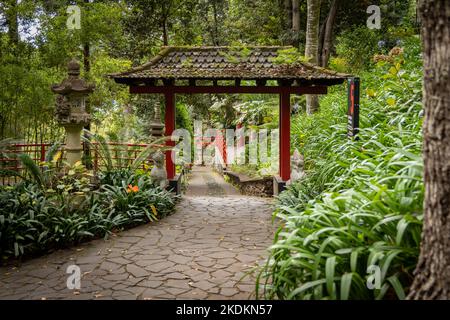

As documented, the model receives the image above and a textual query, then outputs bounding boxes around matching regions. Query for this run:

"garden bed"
[0,150,179,263]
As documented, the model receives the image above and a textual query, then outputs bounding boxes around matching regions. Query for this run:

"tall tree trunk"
[318,16,326,65]
[5,0,19,45]
[284,0,293,43]
[162,18,168,46]
[305,0,321,114]
[320,0,338,67]
[211,0,220,46]
[292,0,300,46]
[407,0,450,300]
[83,42,91,123]
[279,0,286,35]
[82,43,92,167]
[82,0,92,168]
[161,1,172,46]
[83,0,91,104]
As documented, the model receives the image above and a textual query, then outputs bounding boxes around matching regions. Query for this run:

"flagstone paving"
[0,167,275,300]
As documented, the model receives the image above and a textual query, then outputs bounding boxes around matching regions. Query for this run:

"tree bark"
[82,42,92,167]
[83,0,90,75]
[305,0,321,114]
[292,0,300,46]
[284,0,293,39]
[162,18,168,46]
[318,15,326,65]
[161,0,172,46]
[320,0,338,67]
[211,0,220,46]
[5,0,19,45]
[82,0,92,168]
[407,0,450,300]
[83,44,90,74]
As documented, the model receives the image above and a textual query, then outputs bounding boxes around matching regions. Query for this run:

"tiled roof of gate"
[111,46,351,85]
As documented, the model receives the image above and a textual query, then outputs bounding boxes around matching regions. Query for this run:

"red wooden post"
[236,122,245,164]
[221,129,227,165]
[236,123,245,149]
[279,91,291,181]
[164,92,176,180]
[347,77,360,138]
[215,130,227,165]
[41,144,46,162]
[15,145,20,172]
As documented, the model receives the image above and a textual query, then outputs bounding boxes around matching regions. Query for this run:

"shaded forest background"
[0,0,418,143]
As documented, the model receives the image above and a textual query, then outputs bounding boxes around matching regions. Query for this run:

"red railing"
[89,142,160,172]
[0,143,52,168]
[0,142,161,185]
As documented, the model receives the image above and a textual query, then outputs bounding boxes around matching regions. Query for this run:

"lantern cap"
[51,58,95,95]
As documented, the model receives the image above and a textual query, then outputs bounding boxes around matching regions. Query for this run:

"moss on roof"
[111,46,351,85]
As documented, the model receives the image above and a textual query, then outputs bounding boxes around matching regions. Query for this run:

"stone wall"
[223,170,273,197]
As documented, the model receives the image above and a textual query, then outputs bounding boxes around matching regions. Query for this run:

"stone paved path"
[0,167,275,300]
[185,166,240,197]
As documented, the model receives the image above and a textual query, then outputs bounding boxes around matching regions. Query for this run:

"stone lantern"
[51,59,94,166]
[149,101,165,137]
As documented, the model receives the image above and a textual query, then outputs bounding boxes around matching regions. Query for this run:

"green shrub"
[259,37,424,300]
[99,167,134,186]
[0,182,94,257]
[176,102,193,134]
[0,168,177,260]
[335,26,382,72]
[98,171,177,226]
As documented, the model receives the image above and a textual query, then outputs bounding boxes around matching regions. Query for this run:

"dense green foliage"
[0,0,419,143]
[176,103,194,135]
[0,167,176,260]
[1,0,426,300]
[0,141,177,261]
[258,37,424,300]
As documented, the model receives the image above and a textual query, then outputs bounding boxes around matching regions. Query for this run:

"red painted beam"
[164,92,176,180]
[130,85,327,95]
[279,92,291,181]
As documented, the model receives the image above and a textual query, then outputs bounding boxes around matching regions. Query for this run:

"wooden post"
[216,129,227,165]
[347,77,360,138]
[236,123,245,164]
[279,91,291,181]
[40,144,46,162]
[222,129,227,165]
[164,92,176,180]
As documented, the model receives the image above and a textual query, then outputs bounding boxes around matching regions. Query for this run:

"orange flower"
[127,184,139,193]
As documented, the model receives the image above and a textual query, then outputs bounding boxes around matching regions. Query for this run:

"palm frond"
[130,136,171,171]
[82,130,113,171]
[45,141,63,163]
[19,153,44,188]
